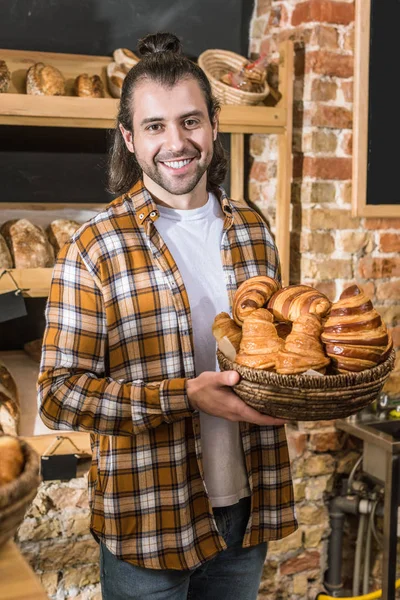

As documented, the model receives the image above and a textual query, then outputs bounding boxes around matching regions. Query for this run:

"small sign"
[0,291,27,322]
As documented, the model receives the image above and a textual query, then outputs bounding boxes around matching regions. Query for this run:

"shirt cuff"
[159,378,194,423]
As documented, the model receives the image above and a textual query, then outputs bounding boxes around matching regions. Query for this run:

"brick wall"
[249,1,400,598]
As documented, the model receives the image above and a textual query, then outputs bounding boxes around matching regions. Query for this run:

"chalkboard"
[352,0,400,217]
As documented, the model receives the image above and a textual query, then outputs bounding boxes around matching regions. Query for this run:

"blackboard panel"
[366,0,399,206]
[0,0,253,59]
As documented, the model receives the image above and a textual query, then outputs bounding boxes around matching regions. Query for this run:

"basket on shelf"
[0,439,41,548]
[198,49,270,106]
[217,349,396,421]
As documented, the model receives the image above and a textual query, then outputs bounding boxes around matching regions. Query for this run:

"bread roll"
[113,48,140,70]
[212,312,242,352]
[26,62,65,96]
[24,338,43,363]
[46,219,80,255]
[275,314,330,375]
[235,308,284,370]
[232,276,281,326]
[267,284,331,323]
[0,435,24,486]
[0,233,13,268]
[106,62,126,98]
[0,359,19,436]
[0,59,11,93]
[74,73,104,98]
[1,219,55,268]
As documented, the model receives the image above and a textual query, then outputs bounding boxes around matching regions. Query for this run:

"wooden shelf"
[0,48,286,133]
[0,268,52,297]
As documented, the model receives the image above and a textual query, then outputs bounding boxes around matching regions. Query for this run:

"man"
[38,32,297,600]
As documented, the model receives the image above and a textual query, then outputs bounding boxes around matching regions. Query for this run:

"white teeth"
[163,159,191,169]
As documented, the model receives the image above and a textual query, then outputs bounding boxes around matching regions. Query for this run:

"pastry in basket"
[321,284,392,373]
[232,275,280,326]
[74,73,105,98]
[26,62,65,96]
[235,308,284,369]
[0,59,11,93]
[0,435,24,486]
[212,312,242,352]
[275,313,330,375]
[267,284,331,322]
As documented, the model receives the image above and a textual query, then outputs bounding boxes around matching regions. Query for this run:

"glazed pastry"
[275,314,330,375]
[232,275,280,326]
[212,312,242,352]
[235,308,284,370]
[321,285,391,372]
[267,284,331,323]
[0,59,11,93]
[26,62,65,96]
[74,73,104,98]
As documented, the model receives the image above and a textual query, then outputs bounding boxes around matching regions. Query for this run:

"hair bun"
[137,32,182,57]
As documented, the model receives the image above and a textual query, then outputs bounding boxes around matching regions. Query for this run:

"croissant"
[267,284,331,323]
[275,314,330,374]
[212,312,242,352]
[235,308,284,369]
[232,276,281,326]
[321,285,391,372]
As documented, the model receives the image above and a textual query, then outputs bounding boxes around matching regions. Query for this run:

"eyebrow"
[140,110,206,127]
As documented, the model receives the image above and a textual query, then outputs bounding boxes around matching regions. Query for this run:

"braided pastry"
[235,308,284,370]
[212,312,242,352]
[232,276,280,326]
[275,314,330,375]
[321,285,392,372]
[267,284,331,323]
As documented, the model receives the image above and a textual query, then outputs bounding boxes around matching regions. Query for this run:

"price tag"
[0,291,27,322]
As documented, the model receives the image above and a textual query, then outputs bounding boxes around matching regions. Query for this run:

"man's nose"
[165,125,187,152]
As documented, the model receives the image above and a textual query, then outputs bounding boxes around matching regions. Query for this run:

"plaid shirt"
[38,181,297,570]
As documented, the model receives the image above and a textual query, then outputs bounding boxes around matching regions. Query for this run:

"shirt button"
[139,213,144,219]
[150,211,157,217]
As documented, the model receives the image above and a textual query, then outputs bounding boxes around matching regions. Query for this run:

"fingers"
[217,370,240,387]
[235,400,288,427]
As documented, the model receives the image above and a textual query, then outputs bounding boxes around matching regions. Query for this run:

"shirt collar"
[126,180,234,226]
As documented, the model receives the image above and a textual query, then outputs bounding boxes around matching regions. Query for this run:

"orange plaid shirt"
[38,181,297,570]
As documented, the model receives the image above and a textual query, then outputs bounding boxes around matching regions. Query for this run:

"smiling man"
[38,32,297,600]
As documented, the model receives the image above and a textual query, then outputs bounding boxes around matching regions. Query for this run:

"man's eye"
[147,124,162,132]
[185,119,199,128]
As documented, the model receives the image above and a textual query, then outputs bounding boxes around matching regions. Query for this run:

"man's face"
[124,77,217,196]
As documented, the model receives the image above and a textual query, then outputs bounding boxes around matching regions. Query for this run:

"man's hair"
[107,32,228,195]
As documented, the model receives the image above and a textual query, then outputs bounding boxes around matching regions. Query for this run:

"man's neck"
[143,173,208,210]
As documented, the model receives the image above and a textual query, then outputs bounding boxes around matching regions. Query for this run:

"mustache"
[156,150,200,162]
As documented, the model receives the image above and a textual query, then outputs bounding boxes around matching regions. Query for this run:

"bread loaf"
[0,359,19,436]
[0,435,24,486]
[1,219,55,268]
[74,73,104,98]
[24,338,43,363]
[26,62,65,96]
[0,59,11,93]
[0,233,13,268]
[113,48,140,70]
[46,219,80,255]
[106,62,126,98]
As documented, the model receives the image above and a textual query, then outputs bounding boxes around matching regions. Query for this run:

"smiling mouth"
[160,158,194,171]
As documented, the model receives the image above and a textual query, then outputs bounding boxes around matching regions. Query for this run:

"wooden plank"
[230,133,245,201]
[0,203,106,211]
[22,432,91,457]
[0,540,48,600]
[0,268,53,297]
[275,40,294,287]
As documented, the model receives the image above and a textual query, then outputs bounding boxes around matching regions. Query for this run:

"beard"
[134,145,213,196]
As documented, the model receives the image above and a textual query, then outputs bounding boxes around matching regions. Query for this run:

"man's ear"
[119,123,135,153]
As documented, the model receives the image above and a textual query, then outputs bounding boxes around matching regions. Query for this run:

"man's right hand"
[186,370,287,427]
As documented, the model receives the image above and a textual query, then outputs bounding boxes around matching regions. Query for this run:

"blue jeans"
[100,496,268,600]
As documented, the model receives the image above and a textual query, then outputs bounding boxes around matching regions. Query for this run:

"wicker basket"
[0,438,41,548]
[198,49,270,106]
[217,349,396,421]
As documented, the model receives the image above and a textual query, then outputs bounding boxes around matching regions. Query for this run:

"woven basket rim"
[198,49,269,101]
[217,349,396,391]
[0,438,41,509]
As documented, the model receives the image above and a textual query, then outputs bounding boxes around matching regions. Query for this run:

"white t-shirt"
[154,193,250,507]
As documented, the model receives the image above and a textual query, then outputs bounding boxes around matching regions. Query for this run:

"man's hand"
[186,370,287,427]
